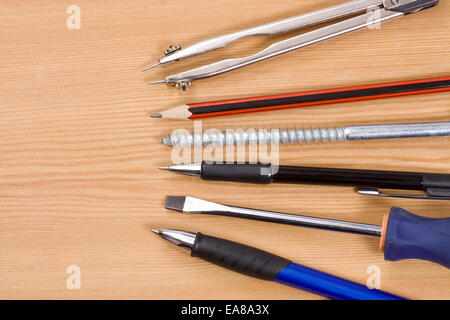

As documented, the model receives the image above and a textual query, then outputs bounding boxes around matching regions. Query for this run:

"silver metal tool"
[145,0,439,90]
[358,187,450,200]
[164,196,383,236]
[152,229,196,250]
[158,121,450,148]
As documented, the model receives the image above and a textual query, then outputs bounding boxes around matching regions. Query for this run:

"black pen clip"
[357,187,450,200]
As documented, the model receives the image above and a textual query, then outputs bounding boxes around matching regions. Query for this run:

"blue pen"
[153,229,406,300]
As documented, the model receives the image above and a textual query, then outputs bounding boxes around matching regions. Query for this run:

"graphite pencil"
[150,76,450,120]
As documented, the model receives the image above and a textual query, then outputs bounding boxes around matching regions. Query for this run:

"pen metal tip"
[152,230,160,235]
[159,166,170,171]
[142,62,160,72]
[148,80,166,85]
[151,113,162,119]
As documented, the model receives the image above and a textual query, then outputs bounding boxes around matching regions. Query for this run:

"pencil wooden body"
[156,76,450,120]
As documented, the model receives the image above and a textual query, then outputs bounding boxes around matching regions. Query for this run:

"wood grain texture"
[0,0,449,299]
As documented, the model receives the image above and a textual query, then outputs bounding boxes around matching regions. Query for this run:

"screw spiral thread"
[160,127,347,148]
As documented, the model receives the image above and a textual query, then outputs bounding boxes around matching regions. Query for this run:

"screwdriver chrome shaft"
[165,196,383,236]
[159,121,450,148]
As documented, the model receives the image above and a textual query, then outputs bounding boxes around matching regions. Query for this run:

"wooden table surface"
[0,0,449,300]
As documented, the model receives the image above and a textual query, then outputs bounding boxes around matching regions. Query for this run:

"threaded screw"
[159,122,450,148]
[159,127,347,148]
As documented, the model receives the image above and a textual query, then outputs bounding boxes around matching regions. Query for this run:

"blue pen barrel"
[192,233,406,300]
[383,207,450,268]
[275,263,405,300]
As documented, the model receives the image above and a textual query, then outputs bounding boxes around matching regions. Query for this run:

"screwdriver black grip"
[191,233,291,281]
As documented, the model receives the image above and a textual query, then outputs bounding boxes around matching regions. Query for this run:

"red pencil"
[150,76,450,120]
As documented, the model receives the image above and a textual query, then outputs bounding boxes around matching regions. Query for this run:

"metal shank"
[345,122,450,140]
[182,197,382,236]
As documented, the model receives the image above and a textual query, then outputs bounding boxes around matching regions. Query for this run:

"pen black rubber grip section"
[201,162,272,184]
[192,233,291,281]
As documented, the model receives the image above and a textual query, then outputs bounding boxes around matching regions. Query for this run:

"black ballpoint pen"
[159,162,450,200]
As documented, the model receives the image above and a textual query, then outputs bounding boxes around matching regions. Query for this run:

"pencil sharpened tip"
[151,113,162,119]
[142,62,160,72]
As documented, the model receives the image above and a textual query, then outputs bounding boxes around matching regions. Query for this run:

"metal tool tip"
[159,166,170,171]
[151,113,162,119]
[165,196,186,212]
[151,230,160,235]
[158,138,164,144]
[148,80,166,85]
[142,62,160,72]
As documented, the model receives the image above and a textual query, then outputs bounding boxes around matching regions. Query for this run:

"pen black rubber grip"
[201,162,272,184]
[384,207,450,268]
[191,233,291,281]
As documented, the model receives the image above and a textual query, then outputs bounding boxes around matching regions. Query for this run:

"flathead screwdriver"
[165,196,450,268]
